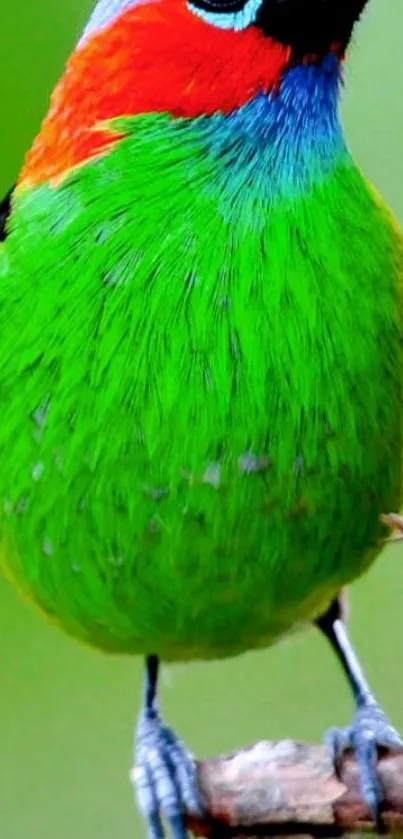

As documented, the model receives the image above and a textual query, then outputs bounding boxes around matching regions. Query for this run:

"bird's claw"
[131,709,203,839]
[325,702,403,832]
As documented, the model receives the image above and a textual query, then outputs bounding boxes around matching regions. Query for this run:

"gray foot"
[131,708,202,839]
[325,701,403,830]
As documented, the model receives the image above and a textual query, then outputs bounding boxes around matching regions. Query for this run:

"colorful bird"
[0,0,402,836]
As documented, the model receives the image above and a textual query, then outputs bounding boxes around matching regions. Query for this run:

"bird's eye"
[187,0,264,31]
[190,0,247,12]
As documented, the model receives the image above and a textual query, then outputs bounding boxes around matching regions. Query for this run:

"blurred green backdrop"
[0,1,403,837]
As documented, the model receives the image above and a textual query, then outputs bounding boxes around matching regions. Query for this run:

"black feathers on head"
[255,0,369,56]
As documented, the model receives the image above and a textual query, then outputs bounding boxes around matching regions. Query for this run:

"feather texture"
[0,13,402,661]
[19,0,292,187]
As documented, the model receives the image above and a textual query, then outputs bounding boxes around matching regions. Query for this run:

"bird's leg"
[131,655,202,839]
[315,597,403,831]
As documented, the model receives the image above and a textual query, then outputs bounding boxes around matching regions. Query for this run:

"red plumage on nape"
[20,0,291,187]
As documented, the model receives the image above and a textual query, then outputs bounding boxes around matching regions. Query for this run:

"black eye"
[190,0,248,13]
[187,0,264,29]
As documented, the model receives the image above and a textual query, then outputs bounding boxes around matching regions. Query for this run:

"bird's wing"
[0,187,14,242]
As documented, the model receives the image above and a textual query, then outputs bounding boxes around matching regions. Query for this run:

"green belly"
[0,376,400,660]
[0,154,402,660]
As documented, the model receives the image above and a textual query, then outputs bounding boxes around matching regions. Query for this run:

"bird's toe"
[324,702,403,832]
[132,711,202,839]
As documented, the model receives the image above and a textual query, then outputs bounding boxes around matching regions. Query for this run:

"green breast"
[0,122,402,661]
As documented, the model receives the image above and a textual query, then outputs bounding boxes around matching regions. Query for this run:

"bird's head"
[20,0,370,187]
[83,0,370,61]
[188,0,369,59]
[188,0,367,55]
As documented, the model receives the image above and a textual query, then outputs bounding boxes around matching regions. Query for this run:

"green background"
[0,1,403,837]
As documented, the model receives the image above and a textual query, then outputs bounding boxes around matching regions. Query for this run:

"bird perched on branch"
[0,0,402,836]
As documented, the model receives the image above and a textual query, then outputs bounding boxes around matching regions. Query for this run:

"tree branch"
[185,740,403,837]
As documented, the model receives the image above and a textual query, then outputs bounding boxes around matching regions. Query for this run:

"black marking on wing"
[0,187,14,242]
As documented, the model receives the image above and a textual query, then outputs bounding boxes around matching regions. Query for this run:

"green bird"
[0,0,402,836]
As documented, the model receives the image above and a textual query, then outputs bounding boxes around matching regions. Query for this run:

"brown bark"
[185,740,403,837]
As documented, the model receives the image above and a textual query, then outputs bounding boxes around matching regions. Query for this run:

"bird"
[0,0,402,836]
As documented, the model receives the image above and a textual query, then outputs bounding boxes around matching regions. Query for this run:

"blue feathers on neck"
[208,55,348,204]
